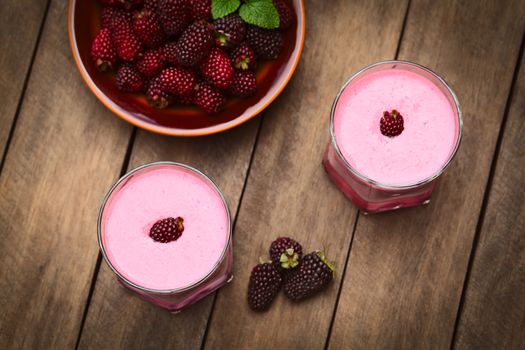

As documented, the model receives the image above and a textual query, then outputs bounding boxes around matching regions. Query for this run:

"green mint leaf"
[239,0,280,29]
[212,0,241,19]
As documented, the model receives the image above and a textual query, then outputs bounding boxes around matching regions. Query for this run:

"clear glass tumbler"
[323,61,462,214]
[98,162,233,313]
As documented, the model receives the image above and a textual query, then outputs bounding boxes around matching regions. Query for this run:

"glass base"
[323,145,436,214]
[118,244,233,312]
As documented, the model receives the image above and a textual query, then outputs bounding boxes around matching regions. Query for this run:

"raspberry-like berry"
[149,217,184,243]
[213,14,246,48]
[143,0,159,10]
[273,0,294,29]
[231,42,256,70]
[160,42,178,65]
[132,9,166,48]
[194,82,225,113]
[158,67,196,96]
[269,237,303,270]
[91,28,117,71]
[380,109,404,137]
[247,261,283,311]
[284,251,335,301]
[246,25,283,60]
[116,64,144,92]
[187,0,211,20]
[200,47,234,90]
[230,71,257,97]
[157,0,191,36]
[101,7,131,29]
[146,76,170,108]
[111,15,142,61]
[136,49,165,77]
[176,20,214,66]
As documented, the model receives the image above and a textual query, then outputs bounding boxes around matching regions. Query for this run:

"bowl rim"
[67,0,306,137]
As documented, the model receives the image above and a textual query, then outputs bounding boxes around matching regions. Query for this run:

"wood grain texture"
[454,50,525,350]
[0,0,133,348]
[203,1,409,349]
[77,121,259,350]
[328,1,525,349]
[0,0,49,159]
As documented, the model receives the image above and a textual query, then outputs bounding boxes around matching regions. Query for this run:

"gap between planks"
[199,114,267,350]
[74,127,137,350]
[449,29,525,350]
[0,0,52,177]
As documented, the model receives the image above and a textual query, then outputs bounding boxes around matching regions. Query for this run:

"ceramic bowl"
[68,0,305,136]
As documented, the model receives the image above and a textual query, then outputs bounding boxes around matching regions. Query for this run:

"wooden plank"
[0,0,49,160]
[202,1,409,349]
[327,1,525,349]
[453,50,525,350]
[0,0,133,348]
[77,122,259,349]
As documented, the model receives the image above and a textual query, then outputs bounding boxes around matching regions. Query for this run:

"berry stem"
[392,109,399,120]
[316,251,335,273]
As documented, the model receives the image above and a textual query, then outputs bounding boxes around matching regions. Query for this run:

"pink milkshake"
[98,162,232,312]
[323,61,462,213]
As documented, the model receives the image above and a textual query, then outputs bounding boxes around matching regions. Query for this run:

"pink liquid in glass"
[323,61,462,213]
[98,162,232,312]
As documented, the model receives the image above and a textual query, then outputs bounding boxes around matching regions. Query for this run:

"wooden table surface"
[1,0,524,349]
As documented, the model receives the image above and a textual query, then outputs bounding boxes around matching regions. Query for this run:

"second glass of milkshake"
[98,162,233,312]
[323,61,462,213]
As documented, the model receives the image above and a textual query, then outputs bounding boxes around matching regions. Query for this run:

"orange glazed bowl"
[68,0,305,136]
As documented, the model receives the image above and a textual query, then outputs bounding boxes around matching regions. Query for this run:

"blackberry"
[230,70,257,97]
[132,8,166,48]
[115,64,144,92]
[188,0,211,20]
[157,0,191,36]
[246,25,283,60]
[269,237,302,270]
[160,41,178,65]
[146,76,170,108]
[273,0,294,29]
[149,217,184,243]
[101,7,131,29]
[247,261,283,311]
[194,82,225,113]
[91,28,117,71]
[380,109,404,137]
[143,0,159,10]
[136,49,165,77]
[284,251,335,301]
[199,47,234,90]
[111,14,142,61]
[213,14,246,48]
[158,67,196,96]
[231,42,256,70]
[176,20,214,66]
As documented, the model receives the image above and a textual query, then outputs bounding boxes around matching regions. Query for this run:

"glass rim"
[329,60,463,190]
[97,161,232,295]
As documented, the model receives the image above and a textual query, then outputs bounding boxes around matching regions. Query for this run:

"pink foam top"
[101,165,229,290]
[334,68,458,186]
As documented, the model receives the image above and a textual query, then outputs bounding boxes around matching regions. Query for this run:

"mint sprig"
[239,0,280,29]
[212,0,280,29]
[212,0,241,19]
